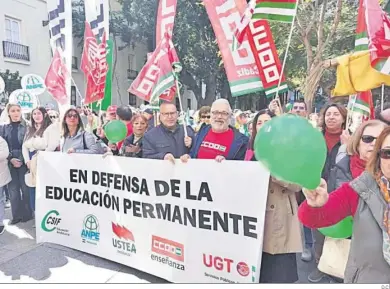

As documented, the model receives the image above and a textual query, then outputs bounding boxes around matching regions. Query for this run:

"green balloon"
[286,103,293,112]
[254,114,327,189]
[104,120,127,143]
[318,216,353,239]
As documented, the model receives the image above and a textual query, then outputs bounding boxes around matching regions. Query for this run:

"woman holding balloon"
[246,109,302,283]
[299,127,390,283]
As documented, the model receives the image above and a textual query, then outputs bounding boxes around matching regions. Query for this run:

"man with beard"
[181,99,248,162]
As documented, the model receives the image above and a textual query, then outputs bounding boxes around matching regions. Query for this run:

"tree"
[0,70,22,102]
[272,0,358,111]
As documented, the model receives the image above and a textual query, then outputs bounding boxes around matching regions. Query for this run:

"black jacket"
[321,141,341,182]
[0,123,26,162]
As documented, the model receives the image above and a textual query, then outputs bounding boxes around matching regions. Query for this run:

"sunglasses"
[201,115,211,119]
[361,135,377,144]
[66,113,78,119]
[380,149,390,159]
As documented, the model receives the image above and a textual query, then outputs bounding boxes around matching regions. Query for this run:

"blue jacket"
[143,124,195,159]
[190,125,248,160]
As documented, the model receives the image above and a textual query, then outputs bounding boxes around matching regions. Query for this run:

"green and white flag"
[253,0,297,23]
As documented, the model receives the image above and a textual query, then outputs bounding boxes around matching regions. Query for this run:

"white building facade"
[0,0,198,111]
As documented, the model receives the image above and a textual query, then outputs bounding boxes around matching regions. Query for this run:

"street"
[0,208,317,283]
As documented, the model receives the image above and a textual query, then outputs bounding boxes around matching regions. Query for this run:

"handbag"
[318,237,351,279]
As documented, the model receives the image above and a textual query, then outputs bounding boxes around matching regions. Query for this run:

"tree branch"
[316,0,328,60]
[322,0,343,53]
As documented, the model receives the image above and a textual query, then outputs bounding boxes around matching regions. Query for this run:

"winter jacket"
[322,140,342,182]
[190,125,248,160]
[60,129,100,154]
[0,137,11,187]
[0,122,27,162]
[327,155,353,193]
[143,124,195,159]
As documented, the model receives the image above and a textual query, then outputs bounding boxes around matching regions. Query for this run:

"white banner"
[36,153,269,283]
[84,0,109,40]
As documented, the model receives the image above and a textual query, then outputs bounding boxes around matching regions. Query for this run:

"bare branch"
[322,0,343,53]
[316,0,328,58]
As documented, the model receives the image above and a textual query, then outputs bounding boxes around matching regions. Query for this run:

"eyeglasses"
[361,135,377,144]
[211,111,230,117]
[201,115,211,119]
[293,106,306,111]
[161,112,178,117]
[50,115,57,119]
[380,148,390,159]
[66,113,78,119]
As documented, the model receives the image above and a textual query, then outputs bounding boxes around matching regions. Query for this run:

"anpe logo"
[41,210,69,236]
[151,235,184,262]
[150,235,185,271]
[237,262,249,277]
[81,215,100,245]
[112,223,136,256]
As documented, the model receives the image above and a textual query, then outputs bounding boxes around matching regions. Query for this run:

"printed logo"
[200,141,227,152]
[203,254,252,283]
[150,235,185,271]
[81,214,100,245]
[112,223,136,256]
[8,89,37,113]
[21,74,46,95]
[40,210,69,236]
[236,262,249,277]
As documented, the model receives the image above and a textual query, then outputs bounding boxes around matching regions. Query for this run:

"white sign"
[21,74,46,95]
[36,153,270,283]
[0,76,5,94]
[9,89,38,113]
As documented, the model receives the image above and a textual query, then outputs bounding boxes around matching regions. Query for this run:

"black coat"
[321,141,342,182]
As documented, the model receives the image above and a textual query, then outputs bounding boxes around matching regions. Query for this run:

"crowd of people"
[0,97,389,284]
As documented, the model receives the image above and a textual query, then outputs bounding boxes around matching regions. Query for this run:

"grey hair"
[211,99,232,113]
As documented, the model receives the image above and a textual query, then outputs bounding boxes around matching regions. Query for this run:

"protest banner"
[36,152,270,283]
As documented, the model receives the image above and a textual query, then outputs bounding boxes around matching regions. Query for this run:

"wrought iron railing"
[2,41,30,61]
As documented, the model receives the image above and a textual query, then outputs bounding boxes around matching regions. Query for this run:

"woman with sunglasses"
[299,126,390,283]
[244,109,302,283]
[327,120,387,193]
[22,107,60,214]
[60,108,99,154]
[195,106,211,132]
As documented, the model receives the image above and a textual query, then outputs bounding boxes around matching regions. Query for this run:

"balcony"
[2,41,30,62]
[127,69,138,80]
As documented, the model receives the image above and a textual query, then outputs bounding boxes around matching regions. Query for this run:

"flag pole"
[274,0,299,109]
[381,83,385,112]
[173,64,188,137]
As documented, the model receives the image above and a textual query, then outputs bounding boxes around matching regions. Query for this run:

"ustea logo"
[40,210,69,236]
[150,235,185,271]
[112,223,136,256]
[81,215,100,245]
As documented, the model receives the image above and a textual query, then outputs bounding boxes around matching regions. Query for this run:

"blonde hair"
[346,120,387,156]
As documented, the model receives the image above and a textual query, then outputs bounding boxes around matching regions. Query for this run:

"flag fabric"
[355,0,369,51]
[232,0,256,51]
[84,0,111,109]
[84,0,109,41]
[128,34,178,104]
[81,22,108,104]
[203,0,263,97]
[44,49,70,105]
[253,0,297,23]
[346,91,375,133]
[156,0,179,103]
[364,0,390,74]
[46,0,72,106]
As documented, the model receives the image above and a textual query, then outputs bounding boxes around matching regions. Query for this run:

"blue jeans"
[304,225,313,248]
[0,186,5,225]
[29,151,37,212]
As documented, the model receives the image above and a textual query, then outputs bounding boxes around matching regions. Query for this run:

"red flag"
[128,34,178,103]
[364,0,390,73]
[233,0,256,50]
[81,22,108,104]
[44,49,70,105]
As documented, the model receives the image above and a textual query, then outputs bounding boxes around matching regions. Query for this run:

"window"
[72,56,78,70]
[128,54,134,70]
[187,99,192,109]
[129,93,137,106]
[71,86,76,106]
[5,17,21,43]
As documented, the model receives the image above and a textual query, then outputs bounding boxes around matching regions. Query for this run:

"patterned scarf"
[376,176,390,265]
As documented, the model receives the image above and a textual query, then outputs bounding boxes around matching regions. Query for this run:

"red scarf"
[324,129,342,151]
[349,154,366,179]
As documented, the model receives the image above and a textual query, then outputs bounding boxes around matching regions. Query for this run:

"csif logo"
[40,210,69,236]
[41,210,61,232]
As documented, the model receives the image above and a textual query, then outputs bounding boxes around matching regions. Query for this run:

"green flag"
[92,39,113,111]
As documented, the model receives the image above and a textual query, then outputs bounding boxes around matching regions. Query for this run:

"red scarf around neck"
[324,129,342,151]
[349,154,366,179]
